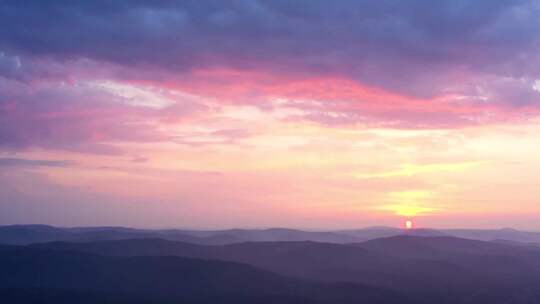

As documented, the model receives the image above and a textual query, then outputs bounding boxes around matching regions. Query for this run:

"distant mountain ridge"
[5,226,540,303]
[15,235,540,303]
[2,224,540,245]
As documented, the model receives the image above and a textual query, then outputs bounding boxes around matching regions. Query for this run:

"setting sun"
[3,2,540,303]
[405,220,413,229]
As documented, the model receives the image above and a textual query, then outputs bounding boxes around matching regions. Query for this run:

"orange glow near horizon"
[2,68,540,229]
[4,102,540,229]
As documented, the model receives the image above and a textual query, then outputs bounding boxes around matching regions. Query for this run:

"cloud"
[378,204,441,217]
[130,156,148,163]
[378,190,442,217]
[0,157,72,168]
[1,1,539,92]
[0,0,539,137]
[172,128,254,146]
[0,77,207,154]
[355,161,485,179]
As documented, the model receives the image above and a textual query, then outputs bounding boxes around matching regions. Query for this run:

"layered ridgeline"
[2,224,540,245]
[3,226,540,303]
[0,245,407,304]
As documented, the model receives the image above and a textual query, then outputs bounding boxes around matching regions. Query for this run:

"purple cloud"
[0,0,539,136]
[0,1,538,95]
[0,77,206,154]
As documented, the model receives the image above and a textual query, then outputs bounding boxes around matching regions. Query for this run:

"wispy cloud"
[0,0,539,131]
[376,190,443,217]
[0,1,539,228]
[355,161,486,179]
[0,157,72,168]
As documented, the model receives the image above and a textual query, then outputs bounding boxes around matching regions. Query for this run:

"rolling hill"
[0,246,408,304]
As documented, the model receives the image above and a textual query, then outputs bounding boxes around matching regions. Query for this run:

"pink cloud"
[126,68,536,128]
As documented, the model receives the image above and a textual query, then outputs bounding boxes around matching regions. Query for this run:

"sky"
[1,0,540,229]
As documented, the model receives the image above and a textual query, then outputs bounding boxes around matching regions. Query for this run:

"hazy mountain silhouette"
[5,224,540,245]
[0,225,243,245]
[7,225,540,302]
[32,239,408,287]
[31,236,540,303]
[443,228,540,243]
[357,235,540,258]
[0,246,408,304]
[201,228,360,243]
[337,227,448,241]
[492,239,540,248]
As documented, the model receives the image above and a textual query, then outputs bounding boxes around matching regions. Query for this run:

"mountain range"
[2,224,540,245]
[3,225,540,303]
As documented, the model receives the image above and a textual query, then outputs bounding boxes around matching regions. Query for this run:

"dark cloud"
[0,0,539,139]
[1,0,539,98]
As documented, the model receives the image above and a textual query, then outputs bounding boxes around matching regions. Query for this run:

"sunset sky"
[1,1,540,229]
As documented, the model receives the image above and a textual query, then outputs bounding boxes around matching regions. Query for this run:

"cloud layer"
[1,1,540,228]
[1,0,539,131]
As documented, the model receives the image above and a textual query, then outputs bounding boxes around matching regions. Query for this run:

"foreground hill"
[32,239,406,287]
[31,236,540,303]
[0,246,407,304]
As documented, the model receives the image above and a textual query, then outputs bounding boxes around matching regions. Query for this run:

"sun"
[405,219,413,229]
